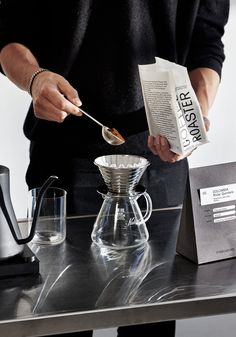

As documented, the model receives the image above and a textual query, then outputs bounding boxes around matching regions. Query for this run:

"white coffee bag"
[138,57,208,155]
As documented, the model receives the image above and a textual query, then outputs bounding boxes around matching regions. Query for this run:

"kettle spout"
[0,175,58,245]
[26,175,59,244]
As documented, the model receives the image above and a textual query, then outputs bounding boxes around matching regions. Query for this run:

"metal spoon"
[78,107,125,146]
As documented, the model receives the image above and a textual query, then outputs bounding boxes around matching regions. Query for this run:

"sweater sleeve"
[0,0,40,74]
[185,0,230,77]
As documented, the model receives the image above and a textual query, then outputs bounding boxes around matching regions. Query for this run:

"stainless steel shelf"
[1,209,236,337]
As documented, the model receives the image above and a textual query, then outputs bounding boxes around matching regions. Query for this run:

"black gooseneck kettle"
[0,165,58,260]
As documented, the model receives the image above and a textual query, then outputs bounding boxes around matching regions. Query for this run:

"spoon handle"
[78,108,104,128]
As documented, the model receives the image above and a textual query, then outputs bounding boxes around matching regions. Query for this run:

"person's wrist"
[27,68,48,96]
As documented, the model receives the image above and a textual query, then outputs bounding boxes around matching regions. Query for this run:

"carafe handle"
[138,191,153,223]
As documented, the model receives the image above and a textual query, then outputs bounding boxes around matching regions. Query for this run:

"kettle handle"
[0,175,58,245]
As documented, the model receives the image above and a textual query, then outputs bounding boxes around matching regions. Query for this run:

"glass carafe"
[91,185,152,249]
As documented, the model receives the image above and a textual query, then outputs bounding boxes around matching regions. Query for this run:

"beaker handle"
[139,191,153,222]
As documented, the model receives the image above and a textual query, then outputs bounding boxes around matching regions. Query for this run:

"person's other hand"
[30,70,82,122]
[148,135,195,163]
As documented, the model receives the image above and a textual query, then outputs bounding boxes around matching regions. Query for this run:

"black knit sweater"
[0,0,229,153]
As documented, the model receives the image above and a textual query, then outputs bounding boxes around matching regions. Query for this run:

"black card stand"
[177,162,236,264]
[0,245,39,278]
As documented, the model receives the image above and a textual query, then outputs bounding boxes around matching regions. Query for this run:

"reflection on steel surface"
[32,264,72,314]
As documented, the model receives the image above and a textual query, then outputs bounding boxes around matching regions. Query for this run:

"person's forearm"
[0,43,40,92]
[189,67,220,118]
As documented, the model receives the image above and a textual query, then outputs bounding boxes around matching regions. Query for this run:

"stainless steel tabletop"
[1,209,236,337]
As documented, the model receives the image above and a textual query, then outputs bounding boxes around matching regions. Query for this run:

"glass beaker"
[91,185,152,249]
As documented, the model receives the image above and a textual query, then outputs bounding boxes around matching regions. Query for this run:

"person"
[0,1,229,336]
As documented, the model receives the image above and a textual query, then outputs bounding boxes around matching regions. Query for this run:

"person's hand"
[30,70,82,122]
[148,135,195,163]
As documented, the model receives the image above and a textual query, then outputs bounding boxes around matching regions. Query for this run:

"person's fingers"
[57,77,82,109]
[147,135,159,155]
[35,86,82,119]
[148,135,188,163]
[33,95,69,123]
[49,90,82,116]
[203,115,210,131]
[32,71,83,118]
[156,136,178,162]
